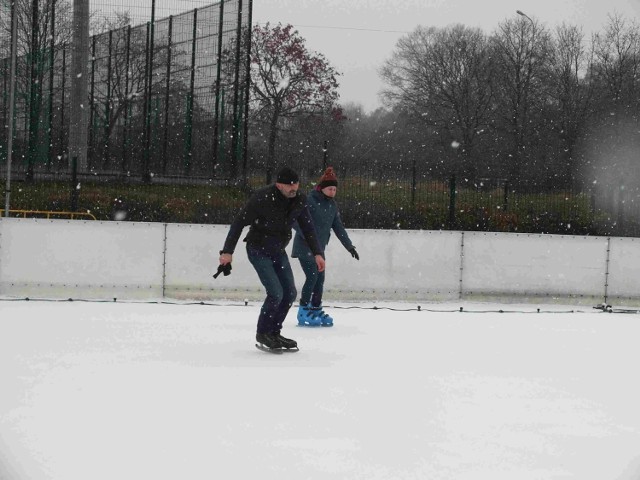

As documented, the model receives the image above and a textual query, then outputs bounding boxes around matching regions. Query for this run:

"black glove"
[349,247,359,261]
[213,263,232,279]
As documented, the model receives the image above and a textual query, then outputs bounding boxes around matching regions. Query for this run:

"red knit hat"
[318,167,338,189]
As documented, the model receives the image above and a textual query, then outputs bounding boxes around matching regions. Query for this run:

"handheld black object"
[213,263,232,279]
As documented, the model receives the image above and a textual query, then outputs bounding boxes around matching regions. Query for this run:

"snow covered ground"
[1,299,639,480]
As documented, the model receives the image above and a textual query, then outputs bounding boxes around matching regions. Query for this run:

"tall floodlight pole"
[69,0,90,172]
[4,0,18,216]
[142,0,156,182]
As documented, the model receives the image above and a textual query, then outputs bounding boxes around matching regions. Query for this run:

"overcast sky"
[110,0,640,112]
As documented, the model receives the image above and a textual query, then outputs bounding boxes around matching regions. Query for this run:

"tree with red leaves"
[250,23,340,183]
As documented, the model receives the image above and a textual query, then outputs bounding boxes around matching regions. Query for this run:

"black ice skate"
[255,333,283,354]
[275,333,299,351]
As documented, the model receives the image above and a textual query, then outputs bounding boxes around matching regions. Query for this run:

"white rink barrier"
[1,217,638,304]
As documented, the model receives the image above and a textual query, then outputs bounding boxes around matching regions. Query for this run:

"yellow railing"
[0,209,97,220]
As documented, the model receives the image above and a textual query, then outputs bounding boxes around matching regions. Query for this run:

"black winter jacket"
[221,184,323,257]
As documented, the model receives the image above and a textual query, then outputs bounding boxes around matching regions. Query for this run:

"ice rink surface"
[1,299,640,480]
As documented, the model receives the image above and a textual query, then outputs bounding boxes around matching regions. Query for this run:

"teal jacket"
[292,188,354,258]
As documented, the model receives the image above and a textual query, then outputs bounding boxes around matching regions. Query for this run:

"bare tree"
[380,24,496,180]
[490,14,553,188]
[591,14,640,114]
[0,0,73,58]
[243,23,340,184]
[548,23,595,187]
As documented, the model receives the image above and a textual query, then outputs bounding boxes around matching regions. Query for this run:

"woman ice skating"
[292,167,359,327]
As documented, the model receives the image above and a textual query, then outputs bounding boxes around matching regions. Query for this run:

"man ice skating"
[292,166,358,326]
[218,166,325,353]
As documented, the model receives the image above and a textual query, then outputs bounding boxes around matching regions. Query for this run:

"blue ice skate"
[297,305,321,326]
[315,304,333,327]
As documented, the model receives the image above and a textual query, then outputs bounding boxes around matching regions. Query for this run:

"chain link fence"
[0,0,250,182]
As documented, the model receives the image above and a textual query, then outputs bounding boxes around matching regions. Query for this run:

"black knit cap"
[276,166,299,184]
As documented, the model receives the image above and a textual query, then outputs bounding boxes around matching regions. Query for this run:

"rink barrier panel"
[0,217,634,304]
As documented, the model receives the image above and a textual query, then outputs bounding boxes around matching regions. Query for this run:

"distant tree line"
[376,13,640,193]
[258,14,640,207]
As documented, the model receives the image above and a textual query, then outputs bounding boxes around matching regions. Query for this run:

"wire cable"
[0,296,615,314]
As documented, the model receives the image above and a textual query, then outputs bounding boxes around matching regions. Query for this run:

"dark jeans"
[298,252,325,307]
[247,246,297,334]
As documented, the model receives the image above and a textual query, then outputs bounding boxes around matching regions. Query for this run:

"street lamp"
[516,10,534,23]
[513,9,535,192]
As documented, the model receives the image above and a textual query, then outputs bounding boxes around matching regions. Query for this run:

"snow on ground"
[1,299,640,480]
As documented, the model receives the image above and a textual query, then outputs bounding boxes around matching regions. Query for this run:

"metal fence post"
[617,185,625,233]
[230,0,244,179]
[184,8,198,175]
[4,0,18,216]
[70,156,78,211]
[212,0,226,175]
[47,0,55,171]
[88,36,96,169]
[59,48,66,167]
[143,0,156,183]
[242,0,253,185]
[103,30,113,169]
[503,180,509,211]
[411,156,417,206]
[162,16,173,175]
[448,174,456,228]
[121,26,131,174]
[27,0,41,182]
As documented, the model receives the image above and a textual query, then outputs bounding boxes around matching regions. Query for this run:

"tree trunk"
[265,108,279,184]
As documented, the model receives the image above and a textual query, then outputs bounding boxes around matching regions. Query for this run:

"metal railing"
[0,209,97,220]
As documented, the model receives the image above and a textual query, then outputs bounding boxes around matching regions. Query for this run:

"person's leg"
[296,254,322,326]
[247,247,284,334]
[297,253,318,306]
[271,252,297,332]
[310,269,326,308]
[310,269,333,326]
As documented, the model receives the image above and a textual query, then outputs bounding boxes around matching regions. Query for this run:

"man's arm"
[220,195,258,262]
